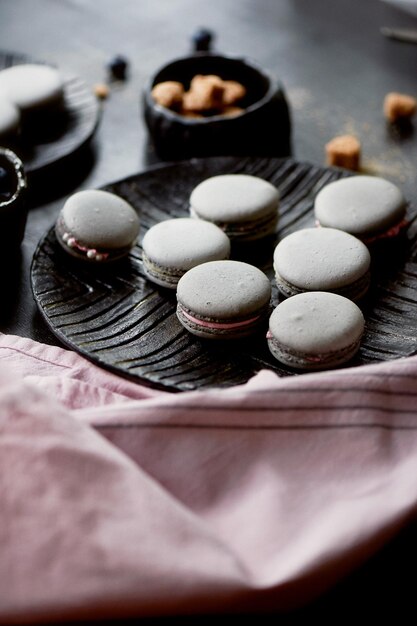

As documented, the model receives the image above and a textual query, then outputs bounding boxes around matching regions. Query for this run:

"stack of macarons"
[0,63,64,143]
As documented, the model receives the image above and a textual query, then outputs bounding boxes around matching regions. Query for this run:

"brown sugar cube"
[384,92,417,123]
[183,74,225,111]
[222,80,246,106]
[151,81,184,110]
[190,74,224,91]
[93,83,110,99]
[325,135,361,171]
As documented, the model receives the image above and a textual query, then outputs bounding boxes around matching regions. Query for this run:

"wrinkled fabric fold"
[1,332,417,623]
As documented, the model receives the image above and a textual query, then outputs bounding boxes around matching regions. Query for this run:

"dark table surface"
[1,0,417,621]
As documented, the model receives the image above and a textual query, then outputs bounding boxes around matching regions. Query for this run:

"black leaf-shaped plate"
[0,50,100,173]
[31,156,417,391]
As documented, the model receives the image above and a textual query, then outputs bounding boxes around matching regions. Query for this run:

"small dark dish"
[0,147,27,253]
[0,50,100,174]
[143,54,291,161]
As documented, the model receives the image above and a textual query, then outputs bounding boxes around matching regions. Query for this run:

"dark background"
[1,0,417,620]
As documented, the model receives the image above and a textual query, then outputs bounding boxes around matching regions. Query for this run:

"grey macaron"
[0,64,64,111]
[142,217,231,289]
[267,291,365,370]
[273,227,371,301]
[314,175,407,243]
[176,260,271,339]
[55,189,140,262]
[189,174,279,242]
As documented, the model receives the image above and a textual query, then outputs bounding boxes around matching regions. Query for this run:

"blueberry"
[108,55,129,80]
[192,28,214,52]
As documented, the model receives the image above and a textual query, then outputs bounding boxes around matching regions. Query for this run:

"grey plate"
[31,156,417,391]
[0,50,100,173]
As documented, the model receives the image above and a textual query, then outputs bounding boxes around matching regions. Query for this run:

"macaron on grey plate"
[0,50,100,173]
[31,156,417,392]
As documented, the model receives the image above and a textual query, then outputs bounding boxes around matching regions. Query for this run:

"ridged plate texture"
[31,156,417,391]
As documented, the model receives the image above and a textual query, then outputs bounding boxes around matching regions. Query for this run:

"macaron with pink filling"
[314,175,407,243]
[55,189,140,263]
[176,260,271,339]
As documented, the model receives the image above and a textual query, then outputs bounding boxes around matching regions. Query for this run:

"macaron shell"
[61,190,140,250]
[273,227,371,291]
[314,175,406,236]
[268,292,365,354]
[267,333,361,370]
[190,206,278,242]
[190,174,279,222]
[142,218,230,270]
[177,260,271,320]
[0,64,64,110]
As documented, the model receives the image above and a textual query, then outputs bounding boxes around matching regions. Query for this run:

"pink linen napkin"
[1,332,417,623]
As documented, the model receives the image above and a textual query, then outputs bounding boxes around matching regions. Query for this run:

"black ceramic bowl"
[143,54,291,161]
[0,147,27,252]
